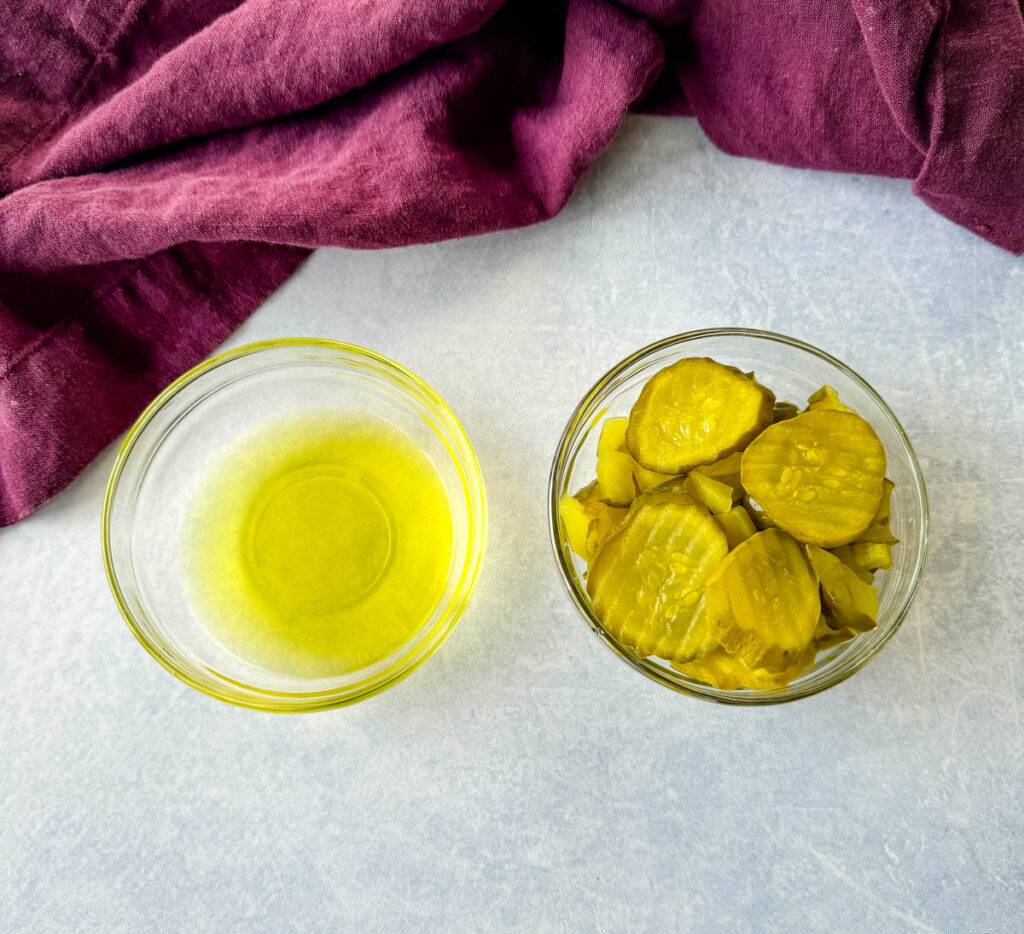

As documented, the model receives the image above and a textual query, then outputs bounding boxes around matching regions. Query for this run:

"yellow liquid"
[185,412,454,678]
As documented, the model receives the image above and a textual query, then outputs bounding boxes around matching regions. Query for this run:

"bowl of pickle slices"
[549,329,928,704]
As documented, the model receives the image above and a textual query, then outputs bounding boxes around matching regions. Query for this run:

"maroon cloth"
[1,1,1022,525]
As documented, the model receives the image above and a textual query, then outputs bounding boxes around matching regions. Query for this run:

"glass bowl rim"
[547,326,929,705]
[102,337,487,713]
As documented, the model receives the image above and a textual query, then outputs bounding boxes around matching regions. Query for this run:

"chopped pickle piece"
[705,529,820,673]
[682,471,735,515]
[854,477,898,543]
[807,385,852,413]
[814,615,856,651]
[595,415,678,492]
[772,401,800,422]
[854,522,899,545]
[829,545,875,584]
[632,461,679,493]
[595,449,636,506]
[852,541,892,571]
[805,545,879,632]
[575,482,628,562]
[626,358,775,474]
[587,490,728,663]
[715,505,758,550]
[673,641,817,691]
[598,417,629,456]
[740,409,886,547]
[558,494,590,560]
[694,451,743,488]
[876,478,895,522]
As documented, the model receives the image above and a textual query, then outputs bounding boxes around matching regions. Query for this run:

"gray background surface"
[2,117,1022,933]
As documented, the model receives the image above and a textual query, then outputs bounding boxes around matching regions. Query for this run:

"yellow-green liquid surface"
[185,412,454,678]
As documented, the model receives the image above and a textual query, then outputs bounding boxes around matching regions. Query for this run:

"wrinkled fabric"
[1,0,1022,525]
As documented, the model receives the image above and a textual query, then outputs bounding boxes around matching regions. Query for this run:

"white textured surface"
[2,117,1022,933]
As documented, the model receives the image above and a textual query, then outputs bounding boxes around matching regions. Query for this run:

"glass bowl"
[103,339,486,712]
[548,328,928,705]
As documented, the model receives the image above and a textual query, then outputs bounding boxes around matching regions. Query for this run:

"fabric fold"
[1,0,1022,526]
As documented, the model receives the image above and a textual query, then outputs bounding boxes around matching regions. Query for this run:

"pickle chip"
[673,641,817,691]
[705,529,820,673]
[805,545,879,632]
[626,358,775,474]
[587,490,728,663]
[740,409,886,548]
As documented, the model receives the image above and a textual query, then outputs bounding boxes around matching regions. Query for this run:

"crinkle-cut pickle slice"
[673,641,817,691]
[805,545,878,632]
[740,409,887,548]
[586,490,728,663]
[626,357,775,474]
[705,529,820,673]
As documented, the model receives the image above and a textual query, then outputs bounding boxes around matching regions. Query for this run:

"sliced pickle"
[852,541,892,571]
[740,409,886,547]
[805,545,878,632]
[626,358,774,474]
[673,641,817,690]
[715,505,758,550]
[587,490,728,662]
[682,471,735,515]
[705,529,819,673]
[558,494,590,559]
[650,594,716,663]
[807,385,852,413]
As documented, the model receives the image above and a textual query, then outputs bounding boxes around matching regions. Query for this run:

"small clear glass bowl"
[549,328,928,704]
[103,339,486,712]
